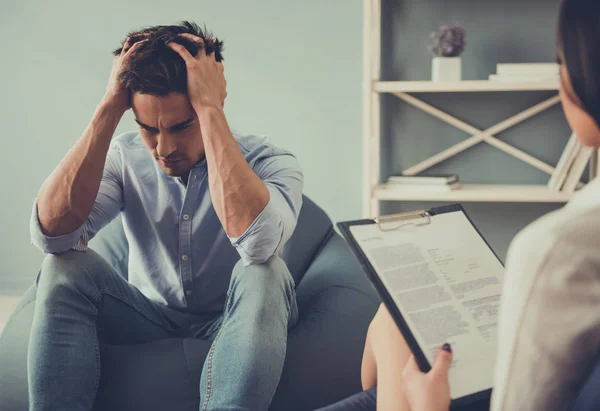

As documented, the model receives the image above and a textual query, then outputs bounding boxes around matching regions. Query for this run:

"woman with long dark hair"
[319,0,600,409]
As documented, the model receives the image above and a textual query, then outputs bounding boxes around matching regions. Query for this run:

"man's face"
[132,92,204,177]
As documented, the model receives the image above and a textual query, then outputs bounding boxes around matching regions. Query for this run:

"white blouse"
[491,177,600,411]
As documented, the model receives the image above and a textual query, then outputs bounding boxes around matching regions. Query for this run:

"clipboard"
[337,204,503,409]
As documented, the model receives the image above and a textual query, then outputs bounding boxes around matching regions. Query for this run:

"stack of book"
[386,174,461,191]
[488,63,560,84]
[548,133,593,192]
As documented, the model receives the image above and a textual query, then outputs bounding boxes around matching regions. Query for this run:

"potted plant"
[429,24,466,82]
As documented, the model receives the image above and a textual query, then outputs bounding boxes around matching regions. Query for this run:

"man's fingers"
[120,37,132,56]
[167,42,196,65]
[431,344,453,382]
[178,33,204,45]
[178,33,216,62]
[120,32,152,56]
[123,39,148,60]
[178,33,207,59]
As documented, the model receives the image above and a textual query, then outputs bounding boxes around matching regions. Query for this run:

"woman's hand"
[401,344,453,411]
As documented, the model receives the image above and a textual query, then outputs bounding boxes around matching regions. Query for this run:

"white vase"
[431,57,462,82]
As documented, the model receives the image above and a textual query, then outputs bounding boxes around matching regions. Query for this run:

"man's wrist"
[193,102,224,119]
[98,96,128,118]
[93,99,126,132]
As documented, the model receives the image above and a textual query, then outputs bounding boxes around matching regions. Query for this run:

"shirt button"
[186,290,193,296]
[182,255,188,261]
[183,214,190,221]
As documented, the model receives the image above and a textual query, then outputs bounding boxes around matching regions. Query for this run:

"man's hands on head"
[167,34,227,114]
[166,33,269,240]
[36,36,152,237]
[102,32,226,115]
[103,36,149,113]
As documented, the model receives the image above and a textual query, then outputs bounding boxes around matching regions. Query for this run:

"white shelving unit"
[375,80,560,93]
[361,0,587,218]
[374,184,572,203]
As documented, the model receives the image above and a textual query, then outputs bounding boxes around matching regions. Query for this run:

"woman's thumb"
[402,354,421,379]
[432,343,453,380]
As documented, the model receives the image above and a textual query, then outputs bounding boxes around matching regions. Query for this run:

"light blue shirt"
[30,131,303,313]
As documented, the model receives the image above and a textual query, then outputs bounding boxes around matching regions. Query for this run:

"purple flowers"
[429,24,466,57]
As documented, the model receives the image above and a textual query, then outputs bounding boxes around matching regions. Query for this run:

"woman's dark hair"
[558,0,600,125]
[112,21,224,96]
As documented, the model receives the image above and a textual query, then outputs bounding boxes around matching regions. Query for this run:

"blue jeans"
[27,249,298,411]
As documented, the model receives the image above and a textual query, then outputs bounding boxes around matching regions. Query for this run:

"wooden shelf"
[374,183,573,203]
[361,0,573,217]
[375,80,560,93]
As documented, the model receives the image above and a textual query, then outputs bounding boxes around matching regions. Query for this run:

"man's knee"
[230,255,294,304]
[37,250,108,301]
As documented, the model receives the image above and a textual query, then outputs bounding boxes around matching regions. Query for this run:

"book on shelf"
[496,63,560,76]
[548,133,580,191]
[386,174,461,191]
[387,174,459,185]
[547,133,590,192]
[385,181,462,192]
[488,74,559,84]
[562,146,594,192]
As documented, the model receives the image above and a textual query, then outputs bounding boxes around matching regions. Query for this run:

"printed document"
[349,211,503,399]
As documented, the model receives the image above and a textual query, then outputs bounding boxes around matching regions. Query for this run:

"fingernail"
[442,343,452,353]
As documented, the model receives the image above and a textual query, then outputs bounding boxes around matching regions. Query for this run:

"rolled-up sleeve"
[228,153,303,265]
[30,145,124,254]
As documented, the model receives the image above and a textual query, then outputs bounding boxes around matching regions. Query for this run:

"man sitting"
[27,21,303,411]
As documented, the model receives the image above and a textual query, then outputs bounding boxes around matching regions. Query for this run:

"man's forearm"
[196,105,269,238]
[37,100,125,237]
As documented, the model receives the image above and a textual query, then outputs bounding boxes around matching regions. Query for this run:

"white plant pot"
[431,57,462,82]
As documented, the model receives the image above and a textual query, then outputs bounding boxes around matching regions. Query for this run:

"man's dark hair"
[113,21,224,96]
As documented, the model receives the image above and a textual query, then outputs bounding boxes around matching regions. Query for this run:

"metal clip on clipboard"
[374,210,432,232]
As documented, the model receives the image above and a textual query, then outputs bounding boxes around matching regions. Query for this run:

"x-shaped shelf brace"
[393,92,561,176]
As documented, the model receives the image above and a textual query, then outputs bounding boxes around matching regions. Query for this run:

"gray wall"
[0,0,571,293]
[0,0,362,293]
[380,0,570,260]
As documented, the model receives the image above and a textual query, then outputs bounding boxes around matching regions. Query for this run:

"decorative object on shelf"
[489,63,560,84]
[429,24,466,82]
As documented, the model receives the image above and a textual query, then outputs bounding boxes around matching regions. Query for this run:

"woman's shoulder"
[493,183,600,411]
[500,184,600,352]
[508,182,600,274]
